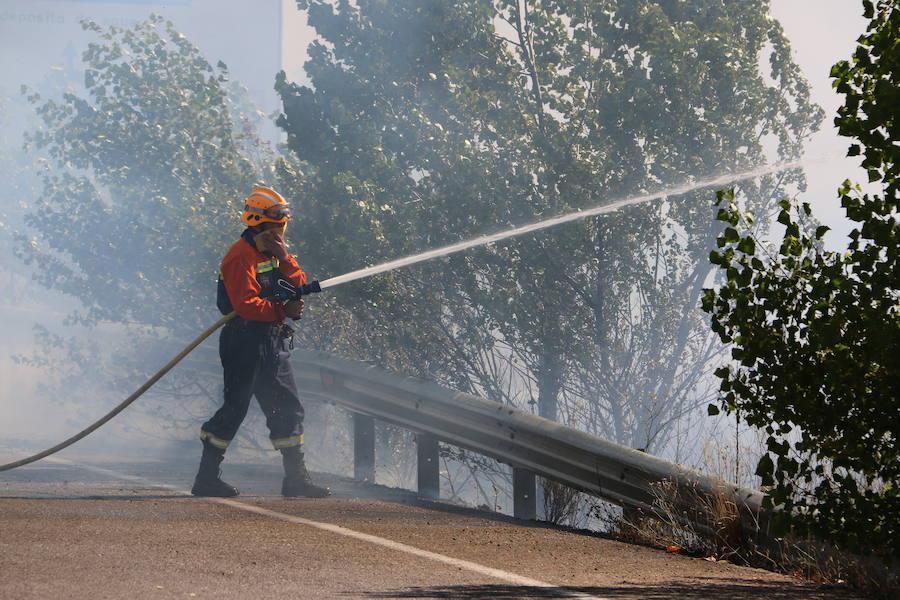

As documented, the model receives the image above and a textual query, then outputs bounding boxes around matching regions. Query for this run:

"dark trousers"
[201,319,304,450]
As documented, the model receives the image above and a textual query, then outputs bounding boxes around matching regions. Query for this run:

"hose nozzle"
[295,280,322,296]
[273,278,322,301]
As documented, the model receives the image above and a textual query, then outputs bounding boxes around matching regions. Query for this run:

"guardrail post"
[622,447,646,525]
[513,467,536,520]
[416,433,440,500]
[353,413,375,482]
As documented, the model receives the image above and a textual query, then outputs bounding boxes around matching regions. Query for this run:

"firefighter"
[191,186,330,498]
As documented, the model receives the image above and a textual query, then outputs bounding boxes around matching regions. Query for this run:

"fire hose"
[0,279,322,473]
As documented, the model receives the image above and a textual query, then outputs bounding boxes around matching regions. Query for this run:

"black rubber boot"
[191,441,239,497]
[281,446,330,498]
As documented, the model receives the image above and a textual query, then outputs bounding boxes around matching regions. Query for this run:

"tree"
[21,16,260,331]
[702,0,898,557]
[11,17,291,454]
[277,0,821,463]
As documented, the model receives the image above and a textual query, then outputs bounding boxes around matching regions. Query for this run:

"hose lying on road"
[0,312,236,473]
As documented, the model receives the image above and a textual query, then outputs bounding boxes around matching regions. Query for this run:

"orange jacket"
[220,236,308,322]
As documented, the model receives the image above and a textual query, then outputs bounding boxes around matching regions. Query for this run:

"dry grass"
[542,478,583,526]
[609,478,898,600]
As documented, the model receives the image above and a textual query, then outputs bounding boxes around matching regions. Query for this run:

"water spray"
[0,159,806,472]
[317,159,805,289]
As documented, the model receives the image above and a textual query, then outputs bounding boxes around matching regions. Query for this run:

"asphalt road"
[0,459,857,600]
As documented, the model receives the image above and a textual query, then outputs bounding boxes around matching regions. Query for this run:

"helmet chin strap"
[249,222,287,234]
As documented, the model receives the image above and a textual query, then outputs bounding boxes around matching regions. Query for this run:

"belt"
[227,316,283,333]
[227,317,295,347]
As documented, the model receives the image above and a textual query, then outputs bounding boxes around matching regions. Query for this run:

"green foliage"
[278,0,821,452]
[703,0,899,558]
[20,16,260,329]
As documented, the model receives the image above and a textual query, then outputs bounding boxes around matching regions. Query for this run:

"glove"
[284,299,305,319]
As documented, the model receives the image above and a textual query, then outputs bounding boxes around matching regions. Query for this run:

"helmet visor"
[262,203,292,220]
[244,202,292,221]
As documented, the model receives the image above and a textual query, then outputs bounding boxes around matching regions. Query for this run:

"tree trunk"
[537,349,562,421]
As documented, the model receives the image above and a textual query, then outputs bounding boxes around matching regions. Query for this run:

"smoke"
[0,7,292,472]
[0,2,843,523]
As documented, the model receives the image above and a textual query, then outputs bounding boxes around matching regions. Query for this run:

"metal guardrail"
[290,349,766,530]
[184,344,765,531]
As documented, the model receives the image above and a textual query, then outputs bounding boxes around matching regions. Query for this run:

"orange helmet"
[241,186,292,226]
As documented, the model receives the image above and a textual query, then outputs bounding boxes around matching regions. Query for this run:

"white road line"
[50,459,611,600]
